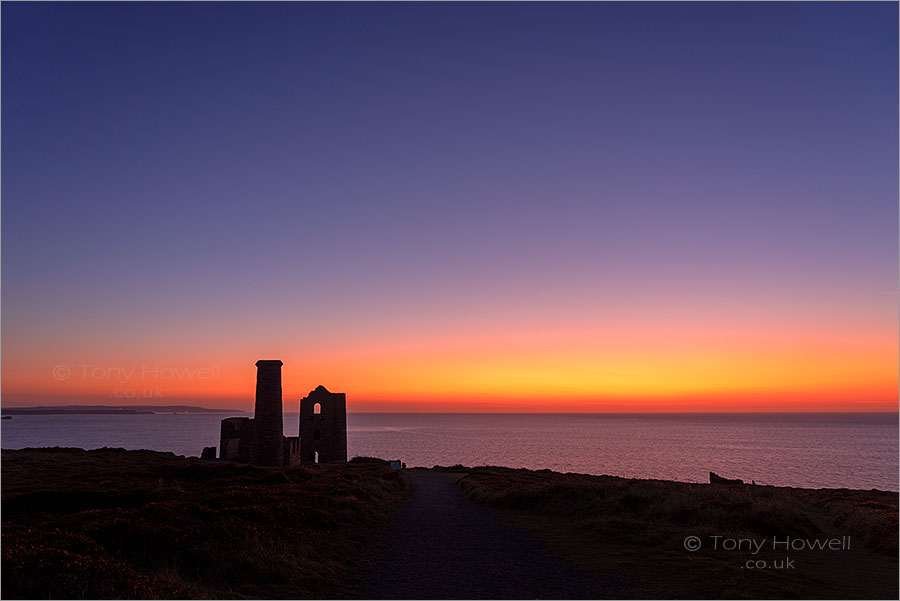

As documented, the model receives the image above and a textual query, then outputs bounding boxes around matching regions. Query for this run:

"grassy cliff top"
[455,466,898,599]
[2,448,408,599]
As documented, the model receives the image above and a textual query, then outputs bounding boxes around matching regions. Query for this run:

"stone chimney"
[252,359,284,466]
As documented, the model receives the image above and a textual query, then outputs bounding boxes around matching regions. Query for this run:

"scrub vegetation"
[457,467,898,599]
[2,448,409,599]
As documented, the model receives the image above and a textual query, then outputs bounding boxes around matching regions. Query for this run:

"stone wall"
[299,385,347,464]
[220,417,255,463]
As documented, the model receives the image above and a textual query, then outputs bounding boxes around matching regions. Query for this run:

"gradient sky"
[2,2,897,412]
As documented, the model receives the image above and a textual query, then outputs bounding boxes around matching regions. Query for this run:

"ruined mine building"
[217,359,346,466]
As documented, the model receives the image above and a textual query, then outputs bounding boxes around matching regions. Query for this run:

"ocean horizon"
[2,411,896,491]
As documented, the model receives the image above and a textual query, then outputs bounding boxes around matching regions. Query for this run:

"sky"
[2,2,897,412]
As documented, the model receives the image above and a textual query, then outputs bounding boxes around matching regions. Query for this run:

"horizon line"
[1,404,897,416]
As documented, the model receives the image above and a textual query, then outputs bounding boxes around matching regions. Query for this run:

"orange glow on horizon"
[2,316,897,413]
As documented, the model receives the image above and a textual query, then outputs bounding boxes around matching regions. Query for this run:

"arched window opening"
[314,451,319,464]
[313,403,322,415]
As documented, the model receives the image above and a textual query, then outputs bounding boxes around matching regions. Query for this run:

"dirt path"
[339,470,624,599]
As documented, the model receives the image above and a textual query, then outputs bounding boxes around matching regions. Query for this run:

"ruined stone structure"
[216,360,344,466]
[218,360,300,466]
[299,385,347,464]
[252,360,284,466]
[283,436,301,466]
[219,416,255,463]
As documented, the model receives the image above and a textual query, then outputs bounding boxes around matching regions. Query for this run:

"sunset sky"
[2,2,897,412]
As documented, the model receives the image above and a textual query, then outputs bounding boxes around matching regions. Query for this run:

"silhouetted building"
[215,360,344,466]
[218,359,300,466]
[299,385,347,464]
[252,360,284,466]
[220,416,255,463]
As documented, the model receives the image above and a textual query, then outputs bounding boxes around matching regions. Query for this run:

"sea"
[1,412,897,491]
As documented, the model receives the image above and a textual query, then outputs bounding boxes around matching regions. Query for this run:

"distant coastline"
[1,405,246,415]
